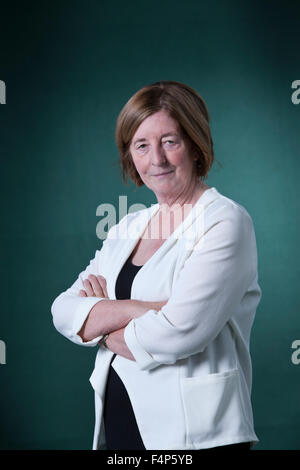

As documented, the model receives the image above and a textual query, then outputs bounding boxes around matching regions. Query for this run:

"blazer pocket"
[180,368,247,446]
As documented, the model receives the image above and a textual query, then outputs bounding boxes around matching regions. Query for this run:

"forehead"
[132,110,180,140]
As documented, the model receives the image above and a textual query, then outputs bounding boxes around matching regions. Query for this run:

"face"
[129,109,198,203]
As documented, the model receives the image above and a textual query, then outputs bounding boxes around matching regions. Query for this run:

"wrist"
[100,333,109,349]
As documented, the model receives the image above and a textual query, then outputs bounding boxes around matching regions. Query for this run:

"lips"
[153,170,174,177]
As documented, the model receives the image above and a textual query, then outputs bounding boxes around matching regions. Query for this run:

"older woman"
[51,81,262,451]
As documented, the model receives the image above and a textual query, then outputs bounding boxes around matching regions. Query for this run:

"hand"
[79,274,109,298]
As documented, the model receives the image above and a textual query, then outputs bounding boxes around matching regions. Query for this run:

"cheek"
[133,151,149,168]
[133,159,143,172]
[173,153,191,169]
[132,157,147,177]
[174,156,195,177]
[170,148,191,165]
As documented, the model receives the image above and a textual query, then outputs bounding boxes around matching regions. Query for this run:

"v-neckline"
[129,186,217,269]
[110,187,218,299]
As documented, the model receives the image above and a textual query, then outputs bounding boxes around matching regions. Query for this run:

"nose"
[150,142,167,166]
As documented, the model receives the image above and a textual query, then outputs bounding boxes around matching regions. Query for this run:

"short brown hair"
[115,80,215,187]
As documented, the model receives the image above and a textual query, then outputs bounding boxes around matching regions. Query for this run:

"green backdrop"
[0,0,299,450]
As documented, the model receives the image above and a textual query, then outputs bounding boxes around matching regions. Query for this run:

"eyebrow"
[133,133,179,145]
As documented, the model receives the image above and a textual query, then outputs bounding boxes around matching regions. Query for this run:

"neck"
[156,178,209,213]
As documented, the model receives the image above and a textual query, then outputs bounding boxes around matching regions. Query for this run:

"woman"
[51,80,262,451]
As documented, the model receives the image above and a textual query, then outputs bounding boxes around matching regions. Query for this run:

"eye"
[137,144,147,150]
[164,140,175,145]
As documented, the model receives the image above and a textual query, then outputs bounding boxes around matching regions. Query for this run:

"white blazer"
[51,186,262,450]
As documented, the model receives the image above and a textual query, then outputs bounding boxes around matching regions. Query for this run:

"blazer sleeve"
[124,205,260,370]
[50,236,111,347]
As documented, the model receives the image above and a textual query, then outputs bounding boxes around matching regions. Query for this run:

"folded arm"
[51,238,167,348]
[76,274,166,358]
[77,297,167,343]
[104,327,135,361]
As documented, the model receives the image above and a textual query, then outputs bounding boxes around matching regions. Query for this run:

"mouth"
[152,170,174,178]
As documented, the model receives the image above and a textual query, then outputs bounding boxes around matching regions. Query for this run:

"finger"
[97,275,109,298]
[83,279,95,296]
[79,290,87,297]
[88,274,105,297]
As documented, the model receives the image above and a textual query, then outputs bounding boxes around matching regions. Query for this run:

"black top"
[103,256,146,450]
